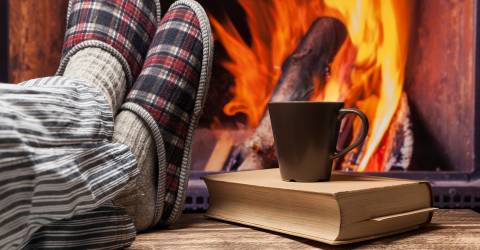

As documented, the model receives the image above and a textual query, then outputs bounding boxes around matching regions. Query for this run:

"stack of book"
[204,169,436,245]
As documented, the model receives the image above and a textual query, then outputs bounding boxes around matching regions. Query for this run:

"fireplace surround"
[0,0,478,210]
[183,0,480,210]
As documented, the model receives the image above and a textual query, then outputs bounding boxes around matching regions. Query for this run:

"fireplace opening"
[178,0,480,209]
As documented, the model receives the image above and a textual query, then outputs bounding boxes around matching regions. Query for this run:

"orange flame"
[211,0,326,127]
[212,0,412,172]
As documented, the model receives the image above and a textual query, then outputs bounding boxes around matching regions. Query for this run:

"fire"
[211,0,412,172]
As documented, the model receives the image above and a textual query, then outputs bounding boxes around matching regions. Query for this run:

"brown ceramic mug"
[269,102,369,182]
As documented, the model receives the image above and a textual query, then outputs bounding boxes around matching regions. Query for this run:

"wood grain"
[8,0,67,83]
[130,209,480,249]
[0,0,8,82]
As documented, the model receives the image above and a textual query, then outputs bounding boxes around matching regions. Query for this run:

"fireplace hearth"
[176,0,480,210]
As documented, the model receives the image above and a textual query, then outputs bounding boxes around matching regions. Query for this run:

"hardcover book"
[204,168,436,245]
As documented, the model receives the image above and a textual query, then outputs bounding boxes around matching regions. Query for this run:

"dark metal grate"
[432,186,480,209]
[184,173,480,211]
[184,179,209,211]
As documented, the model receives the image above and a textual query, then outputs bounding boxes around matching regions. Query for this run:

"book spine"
[424,181,435,224]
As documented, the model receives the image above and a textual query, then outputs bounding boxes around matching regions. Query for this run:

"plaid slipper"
[57,0,162,86]
[121,0,213,226]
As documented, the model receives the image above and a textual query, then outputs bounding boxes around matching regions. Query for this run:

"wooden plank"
[7,0,67,83]
[130,210,480,249]
[0,0,8,82]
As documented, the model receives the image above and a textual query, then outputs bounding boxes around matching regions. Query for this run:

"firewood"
[340,93,413,171]
[384,94,413,170]
[205,132,235,171]
[225,17,347,170]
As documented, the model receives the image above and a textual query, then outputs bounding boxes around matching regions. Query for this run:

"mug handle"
[330,108,369,159]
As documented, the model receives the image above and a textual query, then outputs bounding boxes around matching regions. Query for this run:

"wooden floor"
[130,209,480,249]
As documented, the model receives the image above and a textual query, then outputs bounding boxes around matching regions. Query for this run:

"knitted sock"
[58,0,161,87]
[112,111,157,232]
[122,0,213,226]
[62,48,126,113]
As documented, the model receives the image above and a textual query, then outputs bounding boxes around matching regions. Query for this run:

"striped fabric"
[57,0,161,85]
[24,204,136,250]
[122,0,213,226]
[0,78,138,249]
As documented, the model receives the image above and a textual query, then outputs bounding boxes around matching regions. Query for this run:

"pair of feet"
[57,0,213,230]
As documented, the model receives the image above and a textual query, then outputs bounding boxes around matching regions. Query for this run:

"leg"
[1,0,163,247]
[0,80,137,249]
[58,0,161,113]
[113,0,213,229]
[24,204,136,250]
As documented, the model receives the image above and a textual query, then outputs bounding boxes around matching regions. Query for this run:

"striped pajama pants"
[0,77,138,249]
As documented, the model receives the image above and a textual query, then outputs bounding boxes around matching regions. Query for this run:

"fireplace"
[181,0,480,210]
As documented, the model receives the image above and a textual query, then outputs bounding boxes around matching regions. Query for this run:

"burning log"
[340,93,413,171]
[385,94,413,170]
[224,17,348,170]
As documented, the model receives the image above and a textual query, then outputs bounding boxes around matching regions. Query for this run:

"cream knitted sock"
[62,48,157,231]
[112,110,157,232]
[62,48,127,113]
